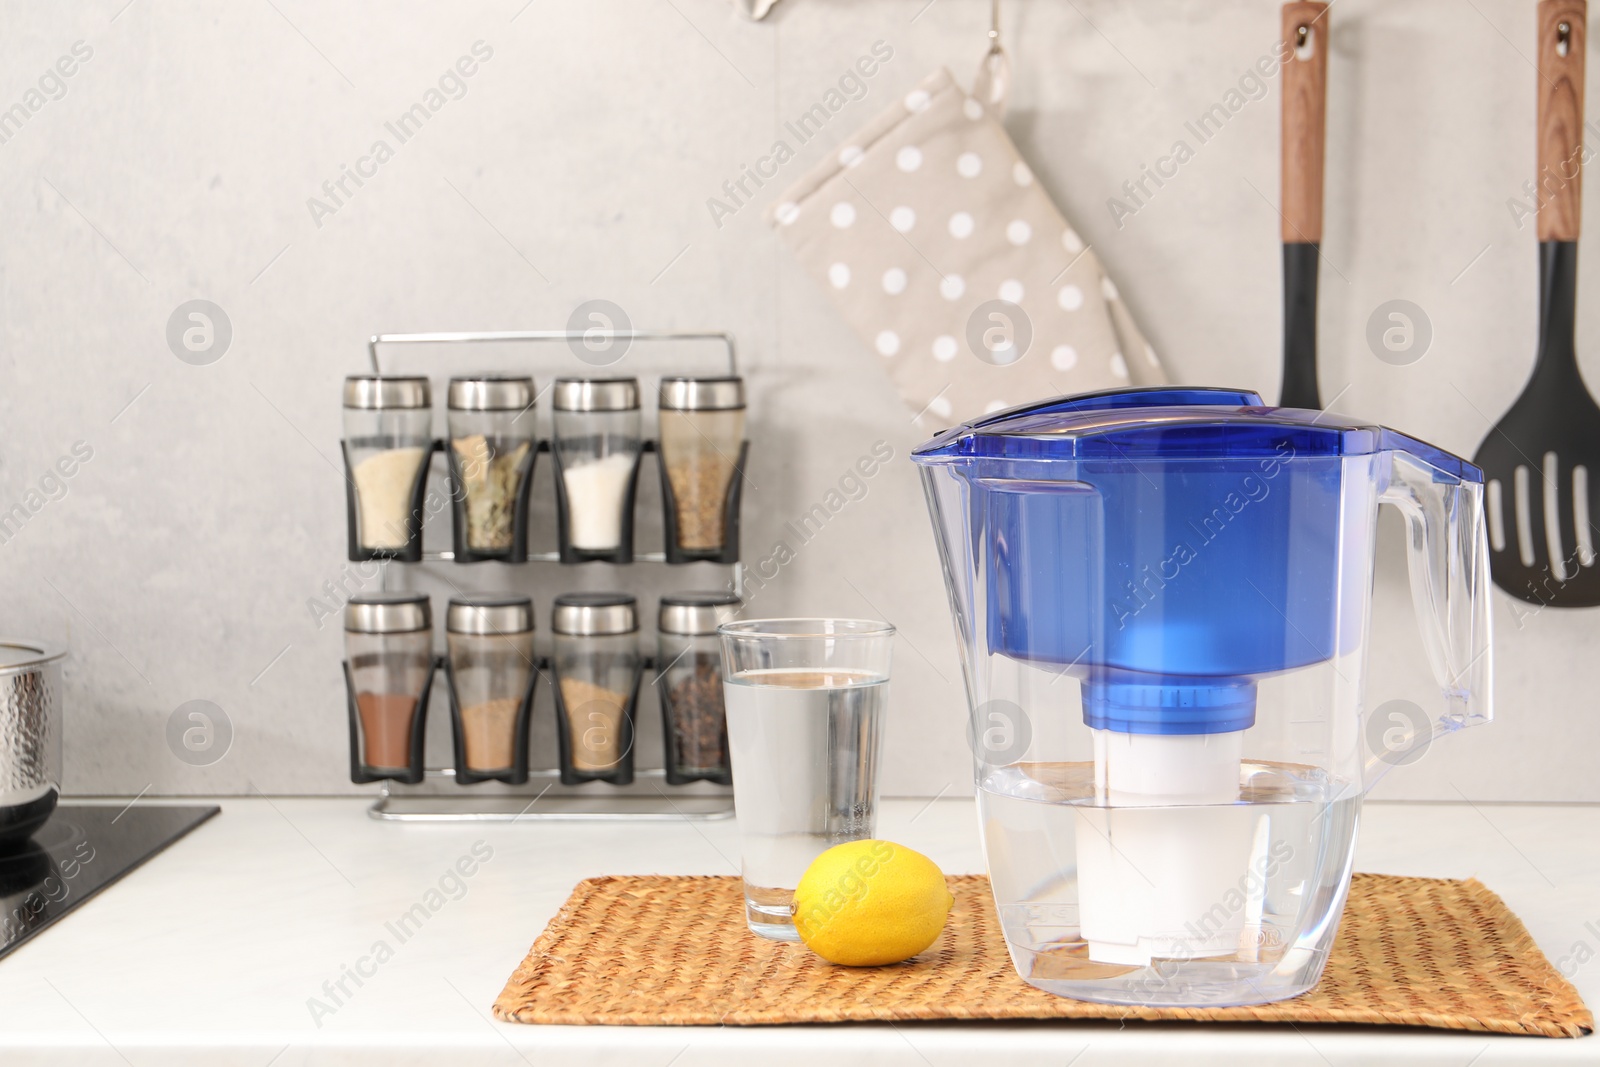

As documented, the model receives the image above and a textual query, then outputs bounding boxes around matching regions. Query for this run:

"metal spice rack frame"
[358,329,745,821]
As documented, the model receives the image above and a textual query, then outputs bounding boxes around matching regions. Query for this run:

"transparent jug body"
[914,393,1491,1007]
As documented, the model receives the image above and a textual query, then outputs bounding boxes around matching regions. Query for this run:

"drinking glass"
[717,618,894,941]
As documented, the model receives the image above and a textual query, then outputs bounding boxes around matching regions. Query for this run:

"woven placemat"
[494,872,1592,1037]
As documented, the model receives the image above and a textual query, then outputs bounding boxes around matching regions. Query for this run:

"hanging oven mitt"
[765,66,1167,425]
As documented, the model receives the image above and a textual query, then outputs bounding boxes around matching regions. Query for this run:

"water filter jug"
[912,387,1492,1006]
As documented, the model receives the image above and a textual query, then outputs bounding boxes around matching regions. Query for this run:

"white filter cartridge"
[1075,728,1256,966]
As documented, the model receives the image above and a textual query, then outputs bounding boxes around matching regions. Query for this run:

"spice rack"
[357,329,745,822]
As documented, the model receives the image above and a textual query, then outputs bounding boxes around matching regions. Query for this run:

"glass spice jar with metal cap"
[447,376,537,562]
[550,378,643,563]
[658,376,747,562]
[445,594,536,784]
[657,592,741,785]
[550,592,641,785]
[343,376,436,562]
[344,592,435,784]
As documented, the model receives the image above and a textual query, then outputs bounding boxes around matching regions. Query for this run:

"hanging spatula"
[1279,1,1329,408]
[1475,0,1600,607]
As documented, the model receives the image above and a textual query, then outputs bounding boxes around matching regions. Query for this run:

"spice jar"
[344,593,435,784]
[343,377,435,561]
[445,594,536,784]
[551,593,641,785]
[551,378,643,563]
[657,592,740,785]
[658,377,746,563]
[447,376,536,562]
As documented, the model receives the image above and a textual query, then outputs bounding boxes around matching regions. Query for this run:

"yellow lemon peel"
[792,839,954,966]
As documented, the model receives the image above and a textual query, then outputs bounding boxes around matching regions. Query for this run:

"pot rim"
[0,640,67,676]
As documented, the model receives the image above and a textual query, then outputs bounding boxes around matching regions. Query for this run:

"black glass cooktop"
[0,803,219,962]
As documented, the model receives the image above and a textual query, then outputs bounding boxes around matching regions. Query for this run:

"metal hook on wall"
[735,0,780,19]
[974,0,1012,115]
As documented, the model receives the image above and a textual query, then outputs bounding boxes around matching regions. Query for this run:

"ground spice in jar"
[559,676,628,771]
[461,696,520,770]
[665,653,728,773]
[453,435,531,551]
[356,691,417,769]
[563,452,637,550]
[666,455,735,550]
[353,448,427,550]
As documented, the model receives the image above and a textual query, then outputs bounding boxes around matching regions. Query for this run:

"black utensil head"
[1474,383,1600,607]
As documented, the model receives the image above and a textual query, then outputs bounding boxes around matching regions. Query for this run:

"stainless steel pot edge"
[0,641,67,678]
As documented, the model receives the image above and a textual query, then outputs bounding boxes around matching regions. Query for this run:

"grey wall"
[0,0,1591,800]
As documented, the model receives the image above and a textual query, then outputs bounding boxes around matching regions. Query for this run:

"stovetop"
[0,803,219,962]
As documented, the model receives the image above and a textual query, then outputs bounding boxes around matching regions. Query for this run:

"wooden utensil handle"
[1281,2,1329,243]
[1538,0,1587,241]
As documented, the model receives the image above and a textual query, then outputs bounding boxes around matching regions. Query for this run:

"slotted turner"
[1475,0,1600,606]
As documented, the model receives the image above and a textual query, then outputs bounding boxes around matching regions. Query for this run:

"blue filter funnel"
[913,387,1480,736]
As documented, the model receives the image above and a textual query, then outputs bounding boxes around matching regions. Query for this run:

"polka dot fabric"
[765,68,1167,426]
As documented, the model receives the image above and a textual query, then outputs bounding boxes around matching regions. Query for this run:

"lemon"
[792,839,954,966]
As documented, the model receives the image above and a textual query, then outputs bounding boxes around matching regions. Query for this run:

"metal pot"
[0,642,64,848]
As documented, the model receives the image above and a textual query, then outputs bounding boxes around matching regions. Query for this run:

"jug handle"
[1373,451,1494,776]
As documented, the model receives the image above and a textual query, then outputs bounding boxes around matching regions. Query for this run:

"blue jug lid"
[911,386,1482,482]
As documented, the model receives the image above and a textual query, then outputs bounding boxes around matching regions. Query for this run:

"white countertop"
[0,796,1595,1066]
